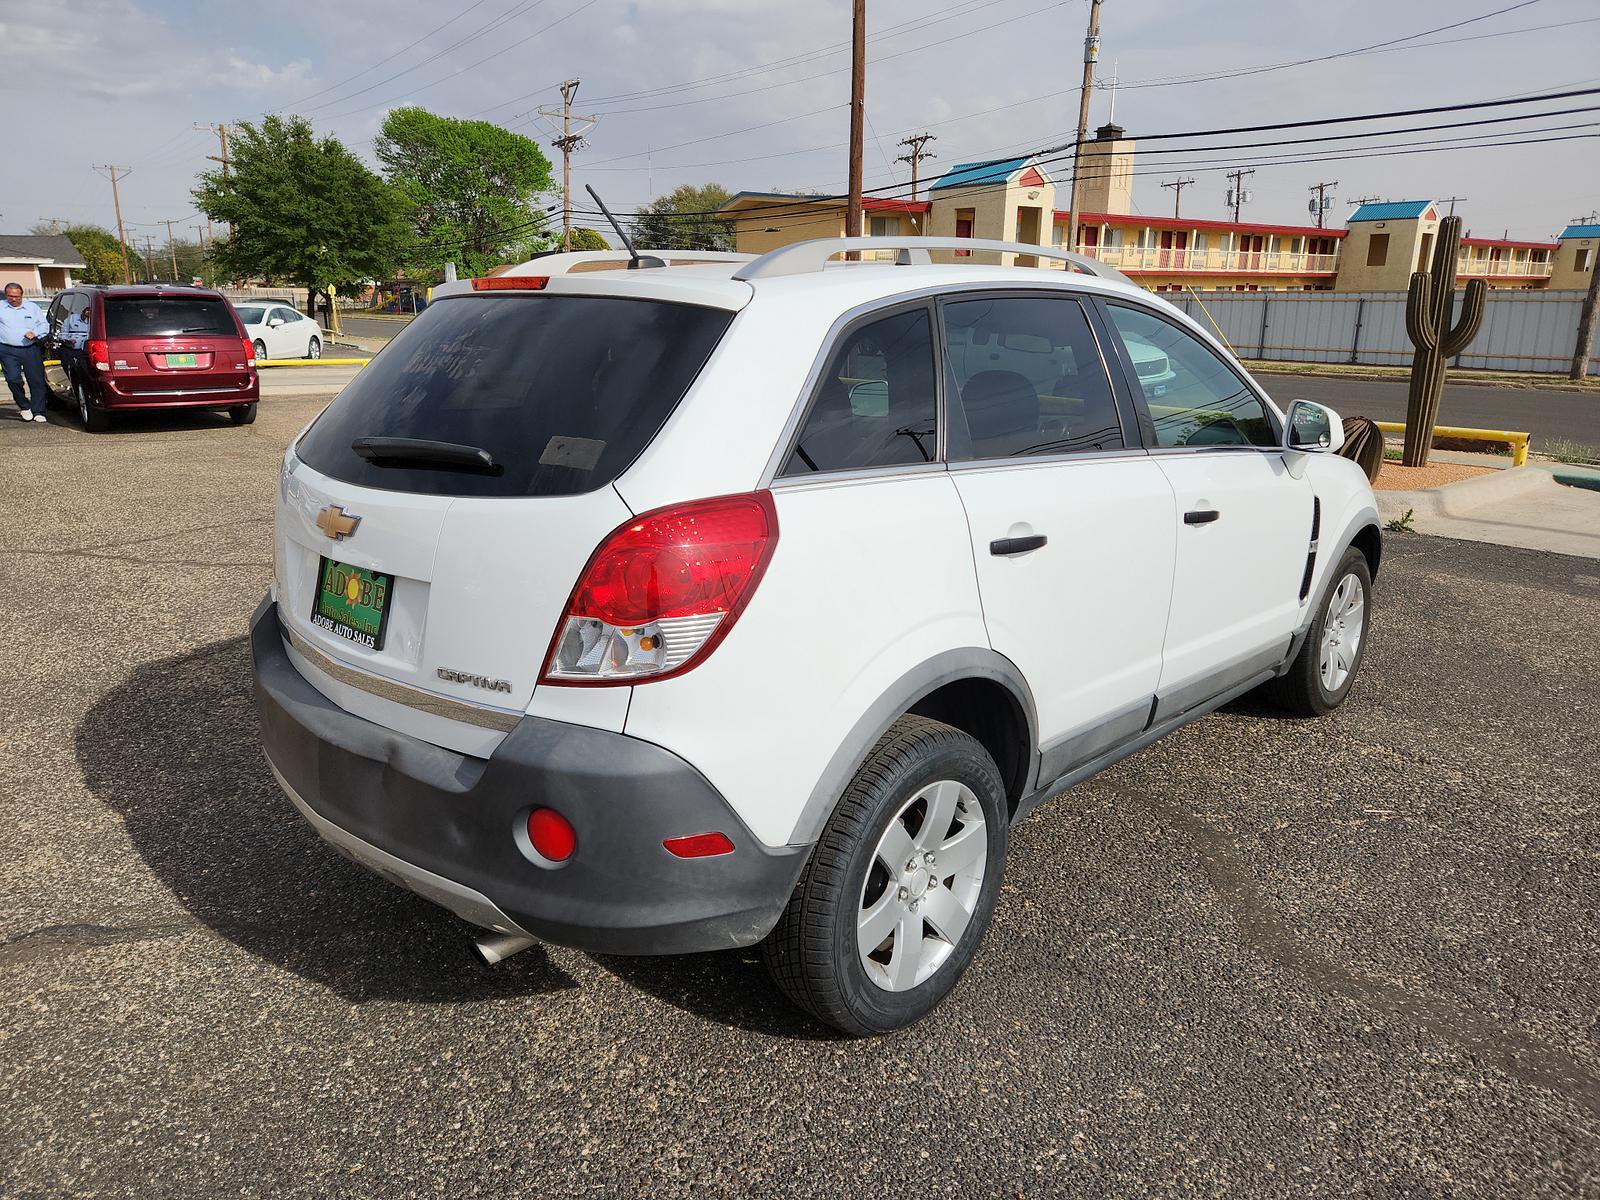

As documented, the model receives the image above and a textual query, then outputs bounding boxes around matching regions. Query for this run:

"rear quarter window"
[294,293,734,498]
[104,296,237,337]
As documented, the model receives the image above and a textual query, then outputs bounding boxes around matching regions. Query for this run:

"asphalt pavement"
[2,397,1598,1198]
[1255,373,1600,450]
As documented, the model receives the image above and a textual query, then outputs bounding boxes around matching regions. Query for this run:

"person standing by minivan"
[0,282,50,422]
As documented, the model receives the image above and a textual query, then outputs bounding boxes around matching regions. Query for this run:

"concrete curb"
[1375,465,1557,521]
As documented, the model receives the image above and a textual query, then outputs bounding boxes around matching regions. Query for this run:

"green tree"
[629,184,735,252]
[566,227,610,251]
[33,223,127,284]
[374,107,556,278]
[193,115,410,313]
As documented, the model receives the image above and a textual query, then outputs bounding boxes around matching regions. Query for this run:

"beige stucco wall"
[1074,137,1134,215]
[926,175,1058,264]
[1,263,45,293]
[1548,234,1597,290]
[728,203,847,256]
[1334,216,1434,291]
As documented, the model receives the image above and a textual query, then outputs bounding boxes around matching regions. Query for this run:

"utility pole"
[93,165,133,284]
[1572,238,1600,380]
[1161,177,1194,219]
[164,219,180,280]
[1225,167,1256,224]
[143,236,157,281]
[194,122,231,176]
[539,81,597,251]
[896,132,937,202]
[846,0,866,256]
[1065,0,1103,254]
[1308,180,1339,228]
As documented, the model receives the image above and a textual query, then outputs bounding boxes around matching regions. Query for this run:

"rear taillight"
[87,339,109,371]
[541,492,779,686]
[242,336,256,364]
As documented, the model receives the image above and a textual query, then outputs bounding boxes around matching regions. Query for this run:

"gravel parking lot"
[2,398,1597,1198]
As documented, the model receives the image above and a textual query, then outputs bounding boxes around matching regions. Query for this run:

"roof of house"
[1347,201,1434,223]
[0,233,87,267]
[1559,223,1600,240]
[1062,211,1347,240]
[930,156,1048,191]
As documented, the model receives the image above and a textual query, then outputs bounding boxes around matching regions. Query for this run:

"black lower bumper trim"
[251,598,807,955]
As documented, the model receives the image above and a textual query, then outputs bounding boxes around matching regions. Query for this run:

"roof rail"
[732,236,1137,288]
[500,248,754,278]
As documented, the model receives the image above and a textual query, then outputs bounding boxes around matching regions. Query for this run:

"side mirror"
[1284,399,1344,454]
[848,379,890,417]
[268,317,285,327]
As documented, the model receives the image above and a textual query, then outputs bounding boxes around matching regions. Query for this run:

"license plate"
[311,558,393,650]
[165,353,199,368]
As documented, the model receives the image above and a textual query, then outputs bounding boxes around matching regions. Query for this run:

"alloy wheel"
[1319,572,1366,692]
[857,779,988,992]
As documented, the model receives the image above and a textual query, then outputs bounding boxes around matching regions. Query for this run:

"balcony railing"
[1067,245,1342,275]
[1455,255,1551,278]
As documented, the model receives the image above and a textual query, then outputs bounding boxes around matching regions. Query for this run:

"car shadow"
[590,950,842,1041]
[74,635,577,1003]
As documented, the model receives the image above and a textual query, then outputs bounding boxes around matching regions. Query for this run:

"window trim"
[770,295,947,483]
[936,288,1137,466]
[1094,296,1283,455]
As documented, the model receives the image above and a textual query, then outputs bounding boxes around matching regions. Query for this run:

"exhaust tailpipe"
[472,931,539,966]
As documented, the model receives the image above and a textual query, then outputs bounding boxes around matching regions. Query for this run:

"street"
[2,399,1596,1198]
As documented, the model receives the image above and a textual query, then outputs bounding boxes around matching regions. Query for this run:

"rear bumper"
[98,375,257,408]
[250,598,807,955]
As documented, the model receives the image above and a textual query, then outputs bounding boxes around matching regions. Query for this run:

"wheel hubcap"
[1318,572,1366,692]
[857,779,987,992]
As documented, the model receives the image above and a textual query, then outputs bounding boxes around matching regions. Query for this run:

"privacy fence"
[1166,288,1598,376]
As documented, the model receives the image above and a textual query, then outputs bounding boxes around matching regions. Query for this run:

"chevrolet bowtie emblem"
[316,505,361,540]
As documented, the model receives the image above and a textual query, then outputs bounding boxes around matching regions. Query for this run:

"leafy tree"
[566,226,610,251]
[193,114,410,313]
[375,107,556,278]
[629,184,735,252]
[34,223,127,284]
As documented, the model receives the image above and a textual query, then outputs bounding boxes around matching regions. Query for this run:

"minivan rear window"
[294,294,734,498]
[104,296,237,338]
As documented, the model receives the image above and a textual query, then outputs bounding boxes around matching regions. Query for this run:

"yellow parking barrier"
[256,358,370,367]
[1375,420,1529,467]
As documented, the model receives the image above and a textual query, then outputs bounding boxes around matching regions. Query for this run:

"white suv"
[251,238,1379,1035]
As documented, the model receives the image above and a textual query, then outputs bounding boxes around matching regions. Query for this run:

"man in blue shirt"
[58,302,90,398]
[1,282,51,422]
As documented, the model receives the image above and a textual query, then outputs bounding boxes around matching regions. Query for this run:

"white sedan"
[235,302,323,360]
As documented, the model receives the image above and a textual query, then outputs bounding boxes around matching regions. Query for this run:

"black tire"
[79,380,110,433]
[306,336,321,360]
[762,715,1007,1036]
[230,403,258,425]
[1265,546,1373,716]
[253,339,268,362]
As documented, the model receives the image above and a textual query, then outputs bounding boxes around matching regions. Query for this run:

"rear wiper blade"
[351,436,502,474]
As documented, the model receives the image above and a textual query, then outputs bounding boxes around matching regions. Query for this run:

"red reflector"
[527,807,576,861]
[471,275,549,291]
[663,832,735,858]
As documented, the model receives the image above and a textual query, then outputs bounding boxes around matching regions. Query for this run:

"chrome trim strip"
[769,461,947,490]
[945,447,1151,472]
[268,759,531,936]
[282,626,522,733]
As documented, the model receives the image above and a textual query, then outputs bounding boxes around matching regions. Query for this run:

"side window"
[782,308,937,475]
[46,296,65,335]
[1103,303,1277,449]
[943,295,1122,459]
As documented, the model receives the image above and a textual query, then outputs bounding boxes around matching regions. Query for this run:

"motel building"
[720,125,1593,295]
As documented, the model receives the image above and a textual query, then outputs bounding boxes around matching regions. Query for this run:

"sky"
[5,0,1599,246]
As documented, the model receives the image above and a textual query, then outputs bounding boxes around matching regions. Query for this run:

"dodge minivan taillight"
[541,492,778,686]
[87,339,109,371]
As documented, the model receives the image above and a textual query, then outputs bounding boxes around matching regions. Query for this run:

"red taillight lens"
[526,807,576,862]
[86,339,109,370]
[242,336,256,363]
[663,832,735,858]
[542,492,779,686]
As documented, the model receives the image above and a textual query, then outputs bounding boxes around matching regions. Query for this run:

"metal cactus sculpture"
[1402,214,1486,467]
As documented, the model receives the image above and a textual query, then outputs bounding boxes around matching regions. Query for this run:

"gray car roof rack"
[732,236,1137,289]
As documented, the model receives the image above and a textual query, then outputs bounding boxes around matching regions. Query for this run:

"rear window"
[295,294,734,498]
[235,305,265,324]
[105,296,237,338]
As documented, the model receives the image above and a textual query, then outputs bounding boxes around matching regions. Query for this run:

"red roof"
[1460,237,1557,250]
[863,198,931,214]
[1057,210,1347,240]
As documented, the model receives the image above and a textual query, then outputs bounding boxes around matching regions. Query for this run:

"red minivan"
[44,285,259,431]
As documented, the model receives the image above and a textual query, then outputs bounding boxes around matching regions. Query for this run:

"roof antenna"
[585,185,664,269]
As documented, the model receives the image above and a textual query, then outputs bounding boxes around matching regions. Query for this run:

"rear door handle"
[1184,509,1221,525]
[990,534,1047,556]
